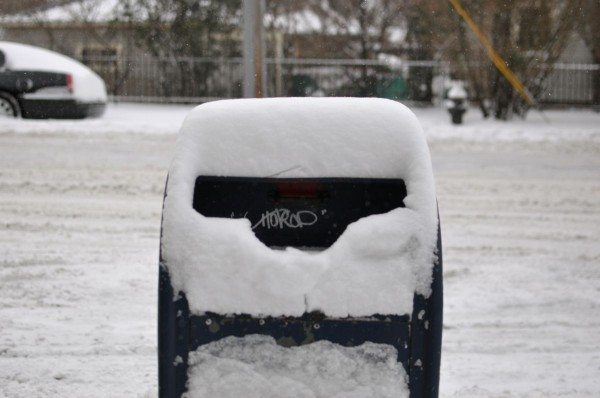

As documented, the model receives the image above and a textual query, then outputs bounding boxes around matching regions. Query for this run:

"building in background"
[1,0,597,108]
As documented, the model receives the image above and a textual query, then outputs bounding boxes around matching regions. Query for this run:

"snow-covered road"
[1,103,599,397]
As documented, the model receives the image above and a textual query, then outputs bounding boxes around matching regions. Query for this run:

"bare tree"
[311,0,405,95]
[446,0,581,119]
[303,0,404,57]
[400,0,452,102]
[118,0,241,97]
[0,0,72,15]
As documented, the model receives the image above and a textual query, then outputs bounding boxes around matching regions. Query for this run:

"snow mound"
[161,97,438,317]
[184,335,409,398]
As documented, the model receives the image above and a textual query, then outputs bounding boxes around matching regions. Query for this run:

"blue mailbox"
[159,98,442,397]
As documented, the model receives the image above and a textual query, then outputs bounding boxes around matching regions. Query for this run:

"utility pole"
[243,0,266,98]
[274,30,284,97]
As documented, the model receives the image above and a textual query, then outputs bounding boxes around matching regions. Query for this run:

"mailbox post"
[159,98,442,397]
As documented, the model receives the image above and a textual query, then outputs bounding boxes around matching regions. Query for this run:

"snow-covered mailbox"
[159,98,442,398]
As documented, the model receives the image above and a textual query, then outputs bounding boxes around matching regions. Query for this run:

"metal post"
[274,30,284,97]
[243,0,266,98]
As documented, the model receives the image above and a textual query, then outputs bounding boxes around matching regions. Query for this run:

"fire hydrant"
[445,83,468,125]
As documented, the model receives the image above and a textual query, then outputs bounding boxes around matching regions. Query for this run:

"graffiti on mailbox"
[251,209,319,230]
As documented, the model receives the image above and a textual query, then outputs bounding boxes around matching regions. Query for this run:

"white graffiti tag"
[251,208,318,230]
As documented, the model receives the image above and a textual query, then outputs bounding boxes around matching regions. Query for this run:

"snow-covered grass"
[419,106,600,144]
[0,103,194,135]
[3,102,600,147]
[0,102,599,397]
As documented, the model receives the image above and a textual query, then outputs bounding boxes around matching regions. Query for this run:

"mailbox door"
[159,176,442,398]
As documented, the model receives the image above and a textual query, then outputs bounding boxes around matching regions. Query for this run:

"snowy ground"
[0,103,599,397]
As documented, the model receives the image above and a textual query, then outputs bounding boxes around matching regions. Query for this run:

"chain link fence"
[80,55,598,106]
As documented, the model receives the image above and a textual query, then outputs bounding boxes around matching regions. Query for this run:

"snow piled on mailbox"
[161,97,438,317]
[184,335,408,398]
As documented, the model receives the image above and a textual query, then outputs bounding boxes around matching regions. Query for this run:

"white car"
[0,41,107,119]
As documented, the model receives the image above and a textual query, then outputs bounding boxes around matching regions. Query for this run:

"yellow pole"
[448,0,535,105]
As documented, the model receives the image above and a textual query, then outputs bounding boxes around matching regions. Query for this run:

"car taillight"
[66,74,73,93]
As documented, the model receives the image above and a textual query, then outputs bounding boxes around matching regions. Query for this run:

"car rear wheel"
[0,93,20,118]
